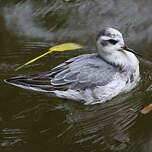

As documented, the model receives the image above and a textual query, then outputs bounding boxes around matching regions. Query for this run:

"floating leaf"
[15,43,83,71]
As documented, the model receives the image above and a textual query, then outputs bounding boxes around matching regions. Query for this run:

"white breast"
[53,51,140,105]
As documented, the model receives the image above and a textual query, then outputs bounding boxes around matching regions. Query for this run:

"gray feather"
[5,53,120,92]
[51,53,119,90]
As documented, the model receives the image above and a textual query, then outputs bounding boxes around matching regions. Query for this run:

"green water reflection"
[1,0,152,152]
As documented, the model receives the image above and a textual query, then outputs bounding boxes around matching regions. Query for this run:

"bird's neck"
[98,50,139,74]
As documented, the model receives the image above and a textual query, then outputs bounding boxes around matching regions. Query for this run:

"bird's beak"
[122,45,142,57]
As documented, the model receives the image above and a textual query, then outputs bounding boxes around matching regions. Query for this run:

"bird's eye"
[108,39,118,45]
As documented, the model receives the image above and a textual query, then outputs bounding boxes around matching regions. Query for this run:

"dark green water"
[1,0,152,152]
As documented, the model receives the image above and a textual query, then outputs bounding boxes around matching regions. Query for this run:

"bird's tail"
[4,74,55,93]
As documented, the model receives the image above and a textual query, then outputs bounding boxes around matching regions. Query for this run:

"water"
[1,0,152,152]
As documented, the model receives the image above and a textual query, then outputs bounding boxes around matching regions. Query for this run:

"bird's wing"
[5,53,119,92]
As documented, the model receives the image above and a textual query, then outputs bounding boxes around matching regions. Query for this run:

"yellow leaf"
[15,43,83,71]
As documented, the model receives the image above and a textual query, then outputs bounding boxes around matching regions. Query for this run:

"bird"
[5,28,141,104]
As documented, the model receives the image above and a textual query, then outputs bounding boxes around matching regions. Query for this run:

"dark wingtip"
[4,78,16,85]
[4,79,11,84]
[4,77,23,85]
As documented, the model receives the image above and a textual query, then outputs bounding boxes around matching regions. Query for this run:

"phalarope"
[5,28,140,104]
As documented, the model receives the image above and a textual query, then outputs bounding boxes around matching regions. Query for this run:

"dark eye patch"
[108,39,118,45]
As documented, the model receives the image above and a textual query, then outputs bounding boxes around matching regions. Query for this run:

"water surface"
[1,0,152,152]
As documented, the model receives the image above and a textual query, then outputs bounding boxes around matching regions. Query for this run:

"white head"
[96,28,124,54]
[96,28,140,71]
